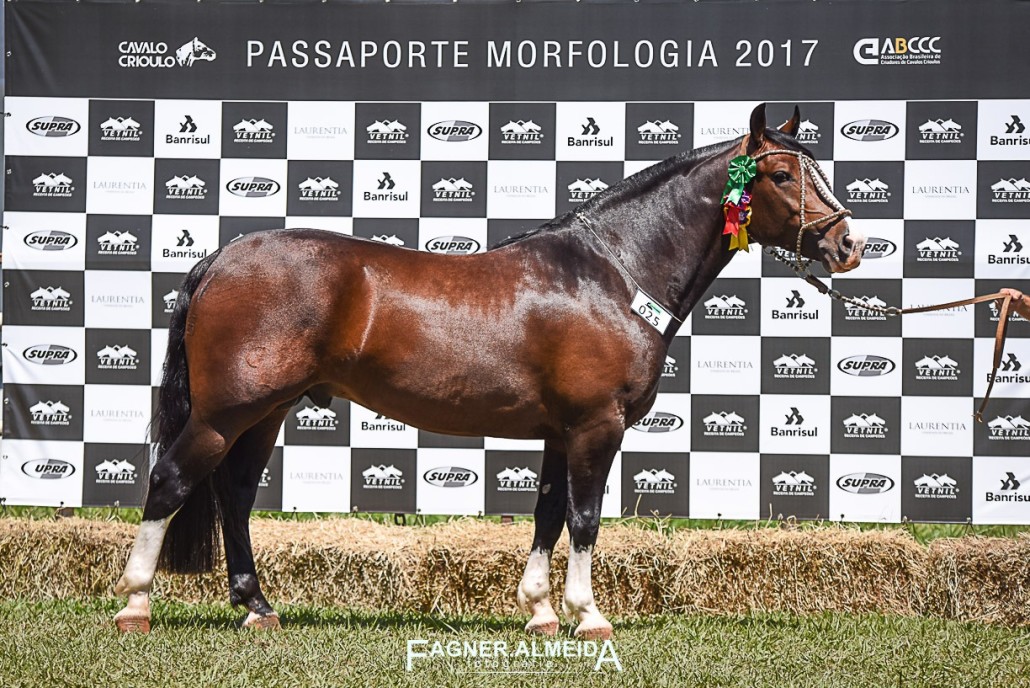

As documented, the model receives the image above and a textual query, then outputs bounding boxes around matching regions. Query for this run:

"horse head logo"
[176,38,216,67]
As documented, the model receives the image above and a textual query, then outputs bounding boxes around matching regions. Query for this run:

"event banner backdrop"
[2,0,1029,523]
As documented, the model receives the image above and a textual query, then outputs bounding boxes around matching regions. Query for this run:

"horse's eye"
[771,171,792,185]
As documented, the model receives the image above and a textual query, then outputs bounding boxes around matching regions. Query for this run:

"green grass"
[0,599,1027,687]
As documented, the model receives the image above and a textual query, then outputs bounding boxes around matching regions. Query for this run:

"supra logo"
[26,116,80,138]
[432,177,475,202]
[704,294,748,320]
[362,464,404,490]
[914,473,958,499]
[30,286,73,312]
[702,411,746,437]
[233,118,275,144]
[500,120,543,144]
[837,354,895,377]
[916,236,961,263]
[772,470,816,495]
[497,467,538,492]
[841,119,899,142]
[568,178,608,202]
[118,37,216,68]
[295,405,339,430]
[633,468,676,495]
[988,415,1030,441]
[918,118,962,144]
[773,353,817,379]
[636,120,681,145]
[24,230,77,251]
[796,119,821,145]
[861,238,897,259]
[663,355,678,378]
[425,236,480,255]
[165,175,207,200]
[29,400,72,426]
[163,289,179,313]
[298,177,340,202]
[853,36,941,65]
[991,116,1030,147]
[32,172,75,198]
[97,230,139,255]
[227,177,280,198]
[568,117,613,147]
[22,459,75,480]
[361,413,405,432]
[423,467,479,488]
[991,178,1030,204]
[846,178,890,203]
[428,120,482,142]
[100,116,142,142]
[843,296,889,321]
[97,345,139,371]
[95,459,137,485]
[366,119,408,143]
[915,355,959,381]
[843,412,888,439]
[837,472,894,494]
[632,411,684,433]
[989,353,1030,385]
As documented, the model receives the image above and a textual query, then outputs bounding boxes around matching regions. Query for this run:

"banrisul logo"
[837,472,894,494]
[118,37,216,68]
[569,117,613,148]
[29,400,72,426]
[990,353,1030,385]
[772,470,816,495]
[33,172,75,198]
[914,473,958,499]
[364,172,408,203]
[772,290,817,320]
[423,467,478,488]
[988,415,1030,441]
[917,236,961,263]
[842,412,888,439]
[771,407,817,438]
[991,178,1030,204]
[702,411,746,437]
[636,120,681,146]
[97,345,139,371]
[27,116,80,138]
[796,119,821,145]
[846,178,890,203]
[704,294,748,320]
[97,230,139,256]
[567,178,608,203]
[918,118,963,144]
[861,238,897,259]
[25,230,77,252]
[915,354,959,381]
[167,115,209,145]
[100,116,142,142]
[366,119,408,144]
[497,467,538,492]
[295,405,339,431]
[298,177,340,203]
[500,120,543,145]
[633,468,676,495]
[361,413,405,432]
[773,353,817,380]
[362,464,404,490]
[843,296,889,321]
[428,120,482,142]
[985,472,1030,503]
[425,236,480,255]
[632,411,684,433]
[30,286,73,312]
[991,116,1030,147]
[95,459,138,485]
[432,177,475,203]
[989,234,1029,265]
[841,119,899,142]
[24,344,77,366]
[837,355,895,377]
[233,118,275,144]
[22,459,75,480]
[227,177,280,198]
[165,175,207,200]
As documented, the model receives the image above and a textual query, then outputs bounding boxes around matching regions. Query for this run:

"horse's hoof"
[114,615,151,634]
[242,612,281,630]
[573,620,613,641]
[525,617,560,636]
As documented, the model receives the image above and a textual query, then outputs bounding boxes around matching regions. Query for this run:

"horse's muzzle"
[818,225,865,273]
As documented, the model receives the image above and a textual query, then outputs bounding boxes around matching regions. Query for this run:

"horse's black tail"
[154,249,227,574]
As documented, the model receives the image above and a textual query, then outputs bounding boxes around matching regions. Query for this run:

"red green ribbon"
[721,155,756,252]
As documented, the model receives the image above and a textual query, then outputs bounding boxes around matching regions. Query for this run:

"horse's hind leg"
[220,409,288,630]
[517,440,568,636]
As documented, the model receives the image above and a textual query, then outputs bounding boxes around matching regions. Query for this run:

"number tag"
[631,289,672,334]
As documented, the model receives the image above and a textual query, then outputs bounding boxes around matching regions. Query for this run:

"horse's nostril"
[840,230,855,253]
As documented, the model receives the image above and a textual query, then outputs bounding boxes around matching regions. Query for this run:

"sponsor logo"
[118,37,216,68]
[699,126,749,140]
[631,411,684,433]
[100,116,142,142]
[97,345,139,371]
[702,411,746,437]
[295,405,339,431]
[492,183,550,199]
[161,229,207,260]
[298,177,341,202]
[633,468,676,495]
[837,354,895,377]
[427,120,482,142]
[773,353,817,380]
[567,178,608,203]
[425,236,480,255]
[361,413,406,432]
[662,355,678,378]
[97,230,139,256]
[259,467,272,489]
[987,415,1030,441]
[24,230,77,251]
[165,115,210,145]
[988,234,1029,266]
[918,118,963,144]
[841,119,899,142]
[26,116,80,138]
[771,407,817,437]
[843,296,889,322]
[916,236,961,263]
[915,354,959,381]
[907,420,966,433]
[21,459,75,480]
[361,464,404,490]
[694,476,753,491]
[500,120,544,145]
[846,178,891,203]
[163,289,178,313]
[842,412,888,439]
[636,120,681,146]
[371,234,405,247]
[497,467,538,492]
[423,467,479,488]
[852,36,941,66]
[233,118,275,144]
[226,177,280,198]
[95,459,137,485]
[32,172,75,198]
[568,117,613,148]
[29,400,72,426]
[796,119,821,145]
[991,178,1030,204]
[703,294,748,320]
[365,119,408,144]
[772,470,816,495]
[29,286,73,312]
[363,172,408,202]
[985,472,1030,503]
[293,125,348,139]
[989,353,1030,385]
[990,116,1030,147]
[165,175,207,200]
[836,472,894,494]
[771,290,817,320]
[861,238,897,259]
[432,177,475,203]
[695,359,754,372]
[911,184,970,200]
[914,473,958,499]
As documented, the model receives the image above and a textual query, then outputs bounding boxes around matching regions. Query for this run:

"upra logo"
[837,354,895,377]
[425,235,480,255]
[25,230,78,251]
[836,472,894,494]
[23,344,77,366]
[631,411,684,433]
[118,37,216,68]
[861,237,896,259]
[428,120,482,142]
[21,459,76,480]
[841,119,899,142]
[26,116,80,138]
[227,177,280,198]
[853,37,941,66]
[423,467,479,488]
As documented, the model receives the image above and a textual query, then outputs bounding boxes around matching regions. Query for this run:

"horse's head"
[742,103,865,273]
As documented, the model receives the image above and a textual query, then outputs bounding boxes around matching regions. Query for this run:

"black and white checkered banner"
[3,0,1029,523]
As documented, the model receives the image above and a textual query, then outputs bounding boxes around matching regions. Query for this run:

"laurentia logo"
[991,116,1030,147]
[118,37,216,68]
[295,406,339,431]
[989,353,1030,385]
[837,472,894,494]
[842,412,888,439]
[22,458,75,480]
[633,468,676,495]
[25,230,77,251]
[100,116,142,142]
[432,177,475,203]
[911,184,970,200]
[636,120,681,145]
[425,236,480,255]
[227,177,280,198]
[918,118,962,144]
[702,411,746,437]
[772,470,816,495]
[29,400,72,426]
[26,116,80,138]
[915,354,959,381]
[500,120,543,145]
[988,415,1030,441]
[631,411,683,433]
[846,178,890,203]
[95,459,138,485]
[991,178,1030,203]
[428,120,482,142]
[298,177,341,202]
[165,175,207,200]
[843,296,889,321]
[841,119,899,142]
[32,173,75,198]
[914,473,958,499]
[97,230,139,256]
[362,464,404,490]
[772,290,816,320]
[24,344,77,366]
[568,178,608,202]
[233,118,275,144]
[796,119,821,145]
[771,408,817,437]
[497,467,538,492]
[96,345,139,371]
[837,354,895,377]
[985,472,1030,503]
[916,236,961,263]
[773,353,817,380]
[704,294,748,320]
[361,413,406,432]
[423,467,478,488]
[568,117,613,148]
[30,286,72,312]
[366,119,408,144]
[861,238,897,259]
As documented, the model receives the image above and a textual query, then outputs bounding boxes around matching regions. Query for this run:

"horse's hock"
[3,517,1030,626]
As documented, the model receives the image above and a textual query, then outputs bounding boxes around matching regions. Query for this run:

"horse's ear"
[778,105,802,138]
[748,103,767,154]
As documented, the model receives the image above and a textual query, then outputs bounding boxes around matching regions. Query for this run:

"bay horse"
[113,103,864,638]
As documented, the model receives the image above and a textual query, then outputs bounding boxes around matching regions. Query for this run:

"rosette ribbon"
[721,155,757,252]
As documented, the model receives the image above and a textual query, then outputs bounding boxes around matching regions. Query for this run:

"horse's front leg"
[561,418,621,640]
